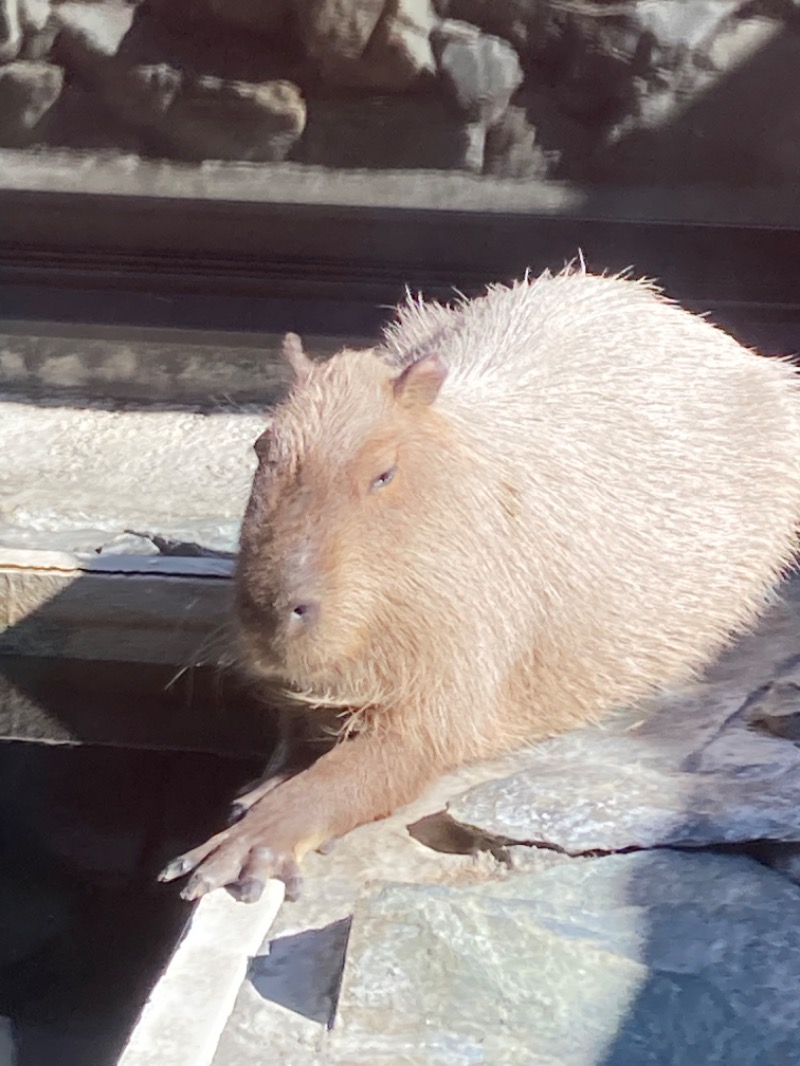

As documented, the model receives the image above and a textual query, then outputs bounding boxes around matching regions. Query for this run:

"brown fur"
[162,266,800,901]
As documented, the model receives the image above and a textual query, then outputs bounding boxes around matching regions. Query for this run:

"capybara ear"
[282,332,313,384]
[393,352,447,408]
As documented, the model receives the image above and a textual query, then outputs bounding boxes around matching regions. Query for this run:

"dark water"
[0,741,260,1066]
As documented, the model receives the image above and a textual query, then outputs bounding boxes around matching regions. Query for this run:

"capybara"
[160,265,800,903]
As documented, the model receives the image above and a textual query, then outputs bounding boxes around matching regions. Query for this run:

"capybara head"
[236,332,451,703]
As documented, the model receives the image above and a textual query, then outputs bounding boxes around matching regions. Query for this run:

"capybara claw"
[159,832,304,904]
[158,855,196,883]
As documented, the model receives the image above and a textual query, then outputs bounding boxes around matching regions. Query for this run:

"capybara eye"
[370,465,397,492]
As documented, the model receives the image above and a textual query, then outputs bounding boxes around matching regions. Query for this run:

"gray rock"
[590,17,800,186]
[632,0,742,55]
[0,0,50,64]
[0,61,63,148]
[93,60,181,139]
[432,0,546,59]
[158,75,306,162]
[366,0,437,91]
[434,19,523,124]
[52,0,135,73]
[299,0,437,91]
[332,852,800,1065]
[450,750,800,854]
[484,104,553,179]
[97,61,306,162]
[296,0,386,64]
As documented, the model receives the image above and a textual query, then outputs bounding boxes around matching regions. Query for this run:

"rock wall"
[1,0,799,184]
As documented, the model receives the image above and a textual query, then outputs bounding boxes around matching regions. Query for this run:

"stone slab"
[331,851,800,1065]
[118,882,285,1066]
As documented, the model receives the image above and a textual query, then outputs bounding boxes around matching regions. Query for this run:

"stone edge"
[116,882,285,1066]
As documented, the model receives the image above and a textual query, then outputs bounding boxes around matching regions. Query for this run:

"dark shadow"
[407,810,511,860]
[0,567,293,1064]
[594,848,800,1065]
[249,918,352,1028]
[0,740,262,1066]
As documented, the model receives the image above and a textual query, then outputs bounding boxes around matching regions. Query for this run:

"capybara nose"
[288,599,320,631]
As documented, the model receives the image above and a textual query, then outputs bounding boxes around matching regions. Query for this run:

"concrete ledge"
[0,323,367,408]
[118,883,285,1066]
[0,550,234,665]
[4,149,800,227]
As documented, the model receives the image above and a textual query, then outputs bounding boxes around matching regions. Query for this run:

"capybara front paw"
[158,829,303,904]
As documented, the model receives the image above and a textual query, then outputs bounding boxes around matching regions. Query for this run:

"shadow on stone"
[406,809,509,858]
[595,850,800,1066]
[249,917,352,1028]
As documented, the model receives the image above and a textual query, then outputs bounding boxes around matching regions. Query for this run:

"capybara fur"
[162,266,800,902]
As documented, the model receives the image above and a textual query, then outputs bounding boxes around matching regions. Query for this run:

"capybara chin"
[160,265,800,903]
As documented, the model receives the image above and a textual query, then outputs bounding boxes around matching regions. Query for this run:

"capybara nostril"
[288,600,319,629]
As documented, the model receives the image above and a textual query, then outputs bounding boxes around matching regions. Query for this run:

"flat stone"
[0,397,264,550]
[96,532,161,557]
[332,852,800,1064]
[450,751,800,854]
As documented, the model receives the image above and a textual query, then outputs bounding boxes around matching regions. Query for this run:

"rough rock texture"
[484,103,550,178]
[0,0,51,64]
[2,0,795,180]
[297,0,437,91]
[594,16,800,185]
[0,60,63,146]
[152,74,306,162]
[434,18,523,123]
[332,852,800,1064]
[450,747,800,853]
